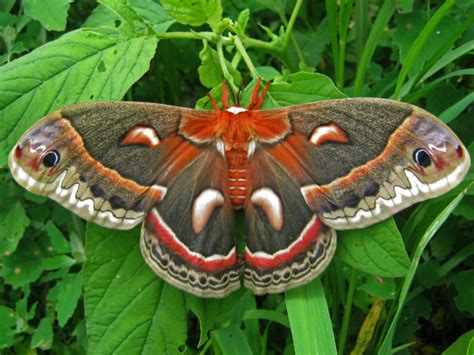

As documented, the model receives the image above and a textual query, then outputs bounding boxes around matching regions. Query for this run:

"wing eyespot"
[42,150,61,168]
[413,148,431,168]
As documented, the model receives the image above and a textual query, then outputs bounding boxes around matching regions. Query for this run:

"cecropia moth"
[8,79,470,297]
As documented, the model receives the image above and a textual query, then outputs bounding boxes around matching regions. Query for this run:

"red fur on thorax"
[180,79,290,207]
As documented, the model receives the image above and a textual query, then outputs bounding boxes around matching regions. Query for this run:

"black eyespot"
[413,148,431,168]
[42,150,61,168]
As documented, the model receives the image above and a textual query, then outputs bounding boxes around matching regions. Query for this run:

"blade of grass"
[286,278,337,354]
[392,0,456,99]
[355,0,369,63]
[378,188,468,354]
[338,269,358,354]
[415,15,474,84]
[336,0,354,89]
[325,0,339,81]
[403,69,474,103]
[353,1,396,97]
[439,92,474,124]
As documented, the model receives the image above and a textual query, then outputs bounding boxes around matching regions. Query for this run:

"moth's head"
[401,109,470,194]
[9,114,74,195]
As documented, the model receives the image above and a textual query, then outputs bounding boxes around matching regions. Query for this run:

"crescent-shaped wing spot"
[250,187,283,231]
[192,189,225,235]
[121,125,160,148]
[309,123,349,147]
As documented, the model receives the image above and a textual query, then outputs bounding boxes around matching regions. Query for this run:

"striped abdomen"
[226,149,247,207]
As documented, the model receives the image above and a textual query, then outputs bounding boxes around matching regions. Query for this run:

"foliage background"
[0,0,473,354]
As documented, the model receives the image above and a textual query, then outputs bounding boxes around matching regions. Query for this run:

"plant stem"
[283,0,303,47]
[216,40,239,93]
[338,269,357,354]
[233,35,259,78]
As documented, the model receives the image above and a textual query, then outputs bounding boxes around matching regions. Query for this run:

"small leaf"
[0,306,16,348]
[198,41,241,89]
[161,0,222,28]
[449,269,474,317]
[30,317,53,350]
[45,222,70,254]
[52,273,82,326]
[0,203,30,256]
[337,219,411,277]
[258,72,346,108]
[0,237,45,288]
[23,0,71,31]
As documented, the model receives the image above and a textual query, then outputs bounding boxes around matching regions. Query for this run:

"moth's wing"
[141,145,241,298]
[8,101,215,230]
[263,98,470,230]
[243,145,336,294]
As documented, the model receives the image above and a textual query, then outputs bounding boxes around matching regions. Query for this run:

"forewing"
[265,98,470,230]
[243,145,336,294]
[8,101,215,229]
[141,147,241,298]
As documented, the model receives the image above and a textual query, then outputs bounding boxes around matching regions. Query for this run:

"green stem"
[338,269,357,354]
[233,35,259,79]
[216,40,239,93]
[283,0,303,48]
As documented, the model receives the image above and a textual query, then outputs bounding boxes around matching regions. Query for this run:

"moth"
[9,79,470,298]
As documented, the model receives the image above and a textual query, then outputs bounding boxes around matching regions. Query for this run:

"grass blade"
[353,1,396,97]
[286,278,337,354]
[378,189,468,354]
[393,0,456,98]
[439,92,474,124]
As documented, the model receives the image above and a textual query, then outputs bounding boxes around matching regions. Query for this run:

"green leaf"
[449,269,474,317]
[186,290,246,346]
[211,325,252,355]
[378,188,467,354]
[84,224,187,354]
[0,202,30,256]
[337,219,410,277]
[286,278,337,354]
[30,317,53,350]
[0,306,16,349]
[23,0,70,31]
[198,41,241,89]
[247,72,346,109]
[48,273,82,327]
[0,237,45,288]
[356,272,397,300]
[0,29,157,166]
[128,0,175,33]
[45,221,71,254]
[443,329,474,355]
[161,0,222,28]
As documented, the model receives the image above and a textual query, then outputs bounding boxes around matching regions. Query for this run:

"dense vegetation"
[0,0,473,354]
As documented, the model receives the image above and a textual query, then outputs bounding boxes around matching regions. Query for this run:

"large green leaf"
[84,225,187,354]
[337,219,410,277]
[0,29,157,166]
